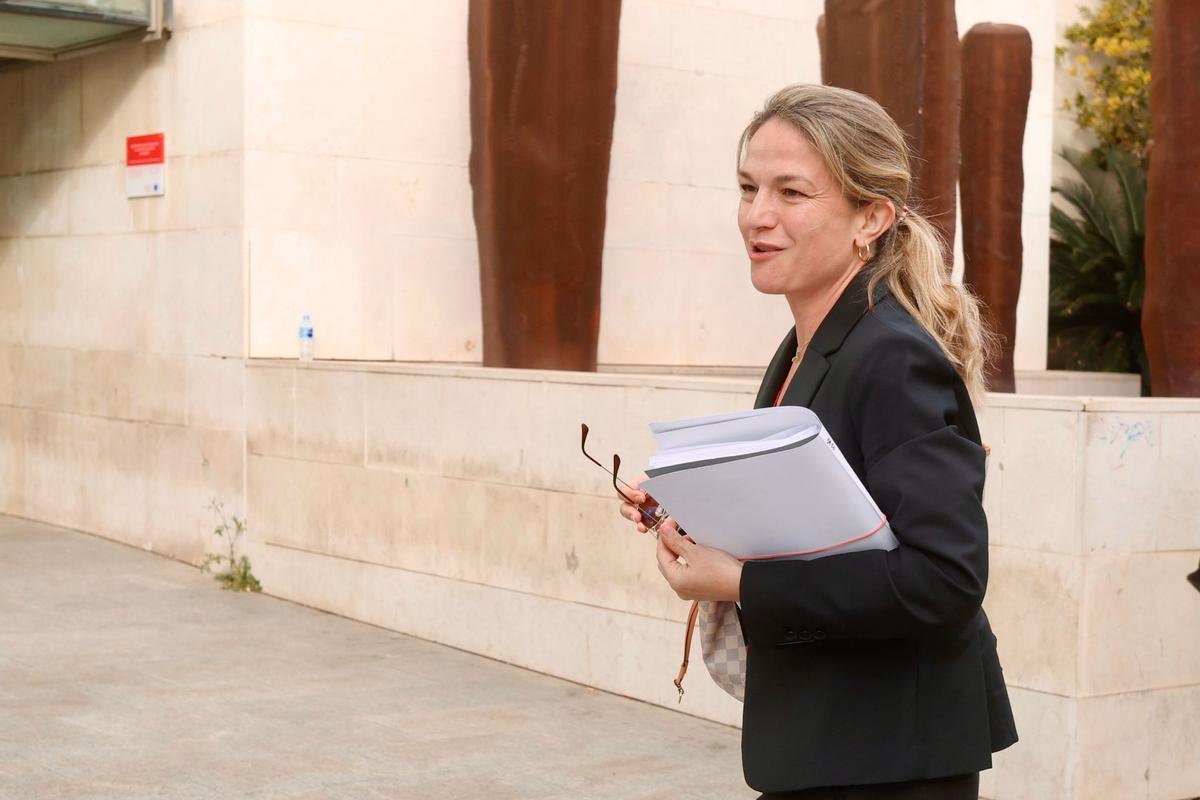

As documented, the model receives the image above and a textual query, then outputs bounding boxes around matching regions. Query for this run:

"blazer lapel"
[753,328,798,409]
[773,270,890,408]
[780,350,829,408]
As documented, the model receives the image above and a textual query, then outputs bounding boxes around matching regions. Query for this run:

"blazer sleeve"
[738,329,989,644]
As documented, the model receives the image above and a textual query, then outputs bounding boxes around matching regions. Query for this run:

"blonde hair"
[738,84,996,405]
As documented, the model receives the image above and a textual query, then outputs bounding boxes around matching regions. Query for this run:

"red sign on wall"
[126,133,165,166]
[126,133,165,197]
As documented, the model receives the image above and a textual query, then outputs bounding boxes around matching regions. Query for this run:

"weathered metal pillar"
[1144,0,1200,396]
[468,1,621,370]
[959,24,1032,394]
[822,0,960,257]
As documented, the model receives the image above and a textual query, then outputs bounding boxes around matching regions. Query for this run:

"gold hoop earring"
[856,243,871,262]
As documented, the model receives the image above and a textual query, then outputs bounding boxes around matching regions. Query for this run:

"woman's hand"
[656,520,743,602]
[616,473,656,534]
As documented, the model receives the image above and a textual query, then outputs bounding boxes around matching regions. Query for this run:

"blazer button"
[784,629,798,642]
[814,630,827,640]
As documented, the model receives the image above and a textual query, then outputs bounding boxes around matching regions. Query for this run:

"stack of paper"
[641,407,897,561]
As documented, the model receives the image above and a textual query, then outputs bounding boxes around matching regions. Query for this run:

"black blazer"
[738,271,1018,793]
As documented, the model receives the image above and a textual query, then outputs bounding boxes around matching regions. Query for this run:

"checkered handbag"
[674,599,746,702]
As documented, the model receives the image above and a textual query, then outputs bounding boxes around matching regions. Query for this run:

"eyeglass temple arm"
[579,424,661,527]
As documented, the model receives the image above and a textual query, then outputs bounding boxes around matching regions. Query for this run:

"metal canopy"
[0,0,168,63]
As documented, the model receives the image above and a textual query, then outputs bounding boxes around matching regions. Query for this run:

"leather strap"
[674,600,700,702]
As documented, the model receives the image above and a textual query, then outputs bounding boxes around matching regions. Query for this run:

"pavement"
[0,515,756,800]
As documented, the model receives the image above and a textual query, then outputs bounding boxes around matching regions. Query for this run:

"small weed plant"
[200,499,262,592]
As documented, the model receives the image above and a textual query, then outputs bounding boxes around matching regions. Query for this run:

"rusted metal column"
[1144,0,1200,396]
[468,0,621,370]
[959,23,1032,394]
[822,0,960,257]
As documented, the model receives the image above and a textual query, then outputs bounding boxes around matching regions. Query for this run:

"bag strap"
[673,600,700,702]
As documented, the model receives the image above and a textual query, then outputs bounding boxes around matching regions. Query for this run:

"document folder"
[641,407,897,561]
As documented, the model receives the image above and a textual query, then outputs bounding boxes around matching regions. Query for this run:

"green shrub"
[1048,147,1148,393]
[1059,0,1152,165]
[200,499,262,592]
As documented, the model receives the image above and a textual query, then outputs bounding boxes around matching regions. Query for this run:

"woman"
[618,84,1018,798]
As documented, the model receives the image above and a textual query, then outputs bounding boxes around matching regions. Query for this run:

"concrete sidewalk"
[0,515,755,800]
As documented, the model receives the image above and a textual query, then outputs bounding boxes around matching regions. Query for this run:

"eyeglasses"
[580,423,669,535]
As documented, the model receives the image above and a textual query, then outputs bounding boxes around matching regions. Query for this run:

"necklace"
[791,347,803,365]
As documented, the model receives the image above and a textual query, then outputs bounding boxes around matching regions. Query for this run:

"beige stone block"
[22,61,82,172]
[13,345,75,413]
[22,236,152,352]
[147,229,244,357]
[416,373,536,484]
[244,150,337,231]
[22,410,82,530]
[68,165,134,235]
[989,688,1075,800]
[24,411,147,545]
[365,372,442,472]
[294,368,364,465]
[668,4,779,80]
[244,0,347,25]
[128,353,189,425]
[666,183,744,255]
[245,365,294,457]
[597,249,686,365]
[984,547,1082,696]
[1157,412,1200,551]
[541,489,680,621]
[65,350,186,423]
[680,253,790,366]
[0,241,22,344]
[609,65,692,185]
[324,463,410,567]
[529,380,633,497]
[1075,691,1153,800]
[184,152,243,230]
[28,171,71,236]
[684,70,783,190]
[244,18,365,155]
[388,471,489,581]
[360,233,397,361]
[617,0,674,70]
[79,43,151,167]
[361,28,470,165]
[172,0,242,29]
[1079,553,1200,696]
[0,405,28,516]
[0,343,17,406]
[604,179,670,251]
[143,424,244,564]
[246,453,333,554]
[390,235,480,362]
[996,407,1082,554]
[528,378,749,499]
[977,403,1006,543]
[334,159,474,240]
[171,20,244,156]
[1148,685,1200,800]
[1014,227,1051,371]
[131,156,189,233]
[246,228,349,359]
[186,356,244,432]
[1083,412,1162,554]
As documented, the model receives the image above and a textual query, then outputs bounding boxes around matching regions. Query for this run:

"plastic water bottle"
[298,314,314,361]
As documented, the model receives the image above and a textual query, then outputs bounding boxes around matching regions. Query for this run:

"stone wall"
[242,362,1199,800]
[0,3,246,562]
